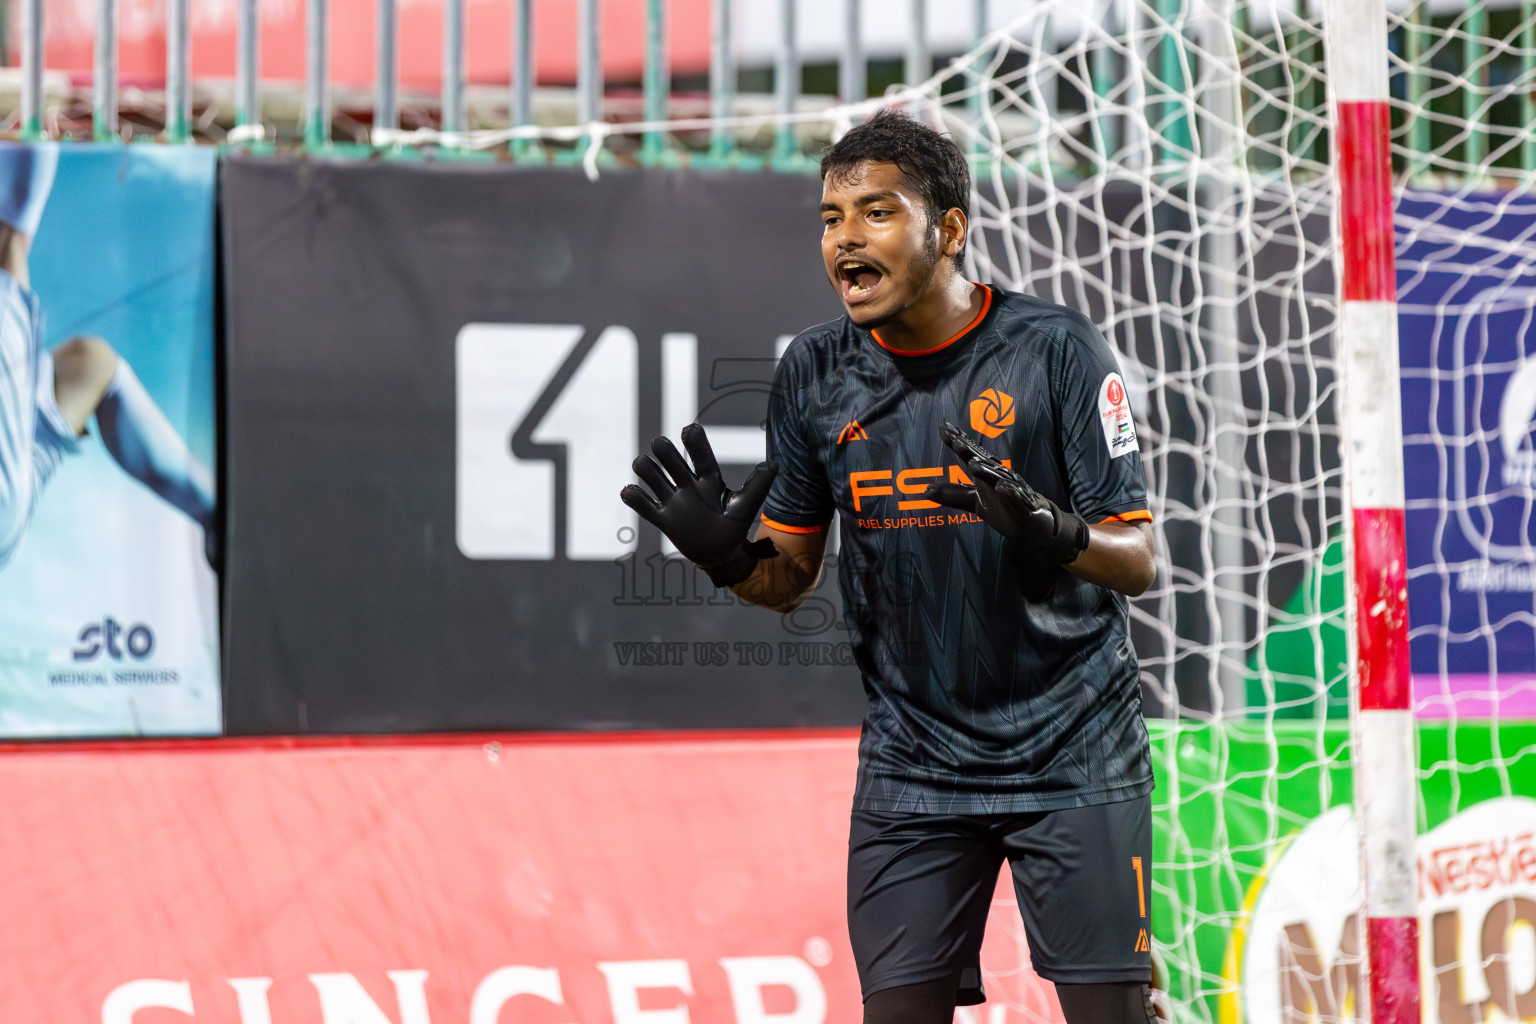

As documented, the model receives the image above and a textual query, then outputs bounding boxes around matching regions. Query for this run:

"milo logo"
[1225,797,1536,1024]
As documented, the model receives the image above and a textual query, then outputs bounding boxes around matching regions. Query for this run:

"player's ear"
[941,207,968,259]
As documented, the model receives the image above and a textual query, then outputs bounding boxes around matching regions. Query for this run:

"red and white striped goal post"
[1324,0,1421,1022]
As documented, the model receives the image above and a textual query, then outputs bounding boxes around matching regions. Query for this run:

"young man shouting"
[621,110,1159,1024]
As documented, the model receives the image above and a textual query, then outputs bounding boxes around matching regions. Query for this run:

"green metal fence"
[1,0,1531,183]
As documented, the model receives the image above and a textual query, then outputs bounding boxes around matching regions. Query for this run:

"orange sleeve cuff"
[760,514,827,534]
[1098,509,1153,524]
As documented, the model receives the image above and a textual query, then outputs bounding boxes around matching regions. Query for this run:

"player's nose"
[827,219,864,251]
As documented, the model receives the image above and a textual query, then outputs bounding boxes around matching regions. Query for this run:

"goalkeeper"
[621,111,1158,1024]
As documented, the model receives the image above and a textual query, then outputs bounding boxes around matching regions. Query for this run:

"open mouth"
[837,259,885,303]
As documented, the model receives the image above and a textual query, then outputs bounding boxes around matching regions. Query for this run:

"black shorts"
[847,795,1153,1005]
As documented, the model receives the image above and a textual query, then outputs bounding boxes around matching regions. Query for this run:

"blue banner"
[0,144,219,736]
[1399,189,1536,716]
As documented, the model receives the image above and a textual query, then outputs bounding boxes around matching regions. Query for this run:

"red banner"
[0,732,1061,1023]
[23,0,713,94]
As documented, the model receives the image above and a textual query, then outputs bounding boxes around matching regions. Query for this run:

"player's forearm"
[1066,521,1155,597]
[730,537,824,612]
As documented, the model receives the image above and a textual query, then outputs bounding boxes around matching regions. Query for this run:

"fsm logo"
[72,617,155,661]
[455,324,790,561]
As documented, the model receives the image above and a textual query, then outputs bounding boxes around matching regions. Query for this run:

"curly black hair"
[820,109,972,267]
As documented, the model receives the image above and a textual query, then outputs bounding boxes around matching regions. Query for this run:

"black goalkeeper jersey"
[762,285,1154,814]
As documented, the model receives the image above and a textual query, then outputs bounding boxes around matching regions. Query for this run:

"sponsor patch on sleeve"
[1098,373,1138,458]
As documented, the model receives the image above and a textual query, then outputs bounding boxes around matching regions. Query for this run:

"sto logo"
[970,388,1015,438]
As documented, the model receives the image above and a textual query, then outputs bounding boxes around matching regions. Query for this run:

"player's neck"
[872,276,984,354]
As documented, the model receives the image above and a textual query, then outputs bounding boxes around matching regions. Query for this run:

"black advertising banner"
[221,158,862,733]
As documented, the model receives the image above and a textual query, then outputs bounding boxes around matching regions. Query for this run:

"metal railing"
[12,0,962,155]
[7,0,1535,180]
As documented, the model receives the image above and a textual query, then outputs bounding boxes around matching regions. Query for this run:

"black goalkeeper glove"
[923,421,1090,565]
[620,422,780,588]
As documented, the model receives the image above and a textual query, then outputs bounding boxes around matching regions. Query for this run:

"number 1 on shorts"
[1131,856,1146,918]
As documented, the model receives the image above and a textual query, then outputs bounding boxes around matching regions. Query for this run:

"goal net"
[401,2,1536,1019]
[932,3,1350,1020]
[885,3,1536,1022]
[922,2,1536,1023]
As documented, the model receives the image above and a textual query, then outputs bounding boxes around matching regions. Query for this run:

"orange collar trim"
[1099,509,1153,524]
[872,284,992,357]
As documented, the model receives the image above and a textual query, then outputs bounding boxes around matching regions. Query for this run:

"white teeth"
[841,259,878,297]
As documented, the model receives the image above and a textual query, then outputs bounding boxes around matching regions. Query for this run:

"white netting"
[1384,34,1536,1024]
[955,4,1536,1021]
[1387,2,1536,722]
[1396,187,1536,723]
[928,5,1345,1021]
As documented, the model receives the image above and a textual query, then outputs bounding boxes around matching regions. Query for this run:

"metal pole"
[641,0,667,162]
[1524,0,1535,172]
[1405,0,1427,177]
[1281,6,1299,167]
[1122,0,1147,170]
[905,0,929,126]
[1323,0,1422,1015]
[1090,0,1119,166]
[1303,0,1319,167]
[443,0,464,133]
[165,0,190,141]
[1197,0,1240,169]
[840,0,864,106]
[376,0,398,132]
[236,0,260,130]
[906,0,928,87]
[1197,0,1247,712]
[1462,0,1487,171]
[94,0,117,140]
[710,0,734,159]
[578,0,601,127]
[1156,0,1191,165]
[21,0,42,137]
[305,0,330,148]
[512,0,533,155]
[968,0,986,146]
[1038,12,1057,139]
[773,0,799,160]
